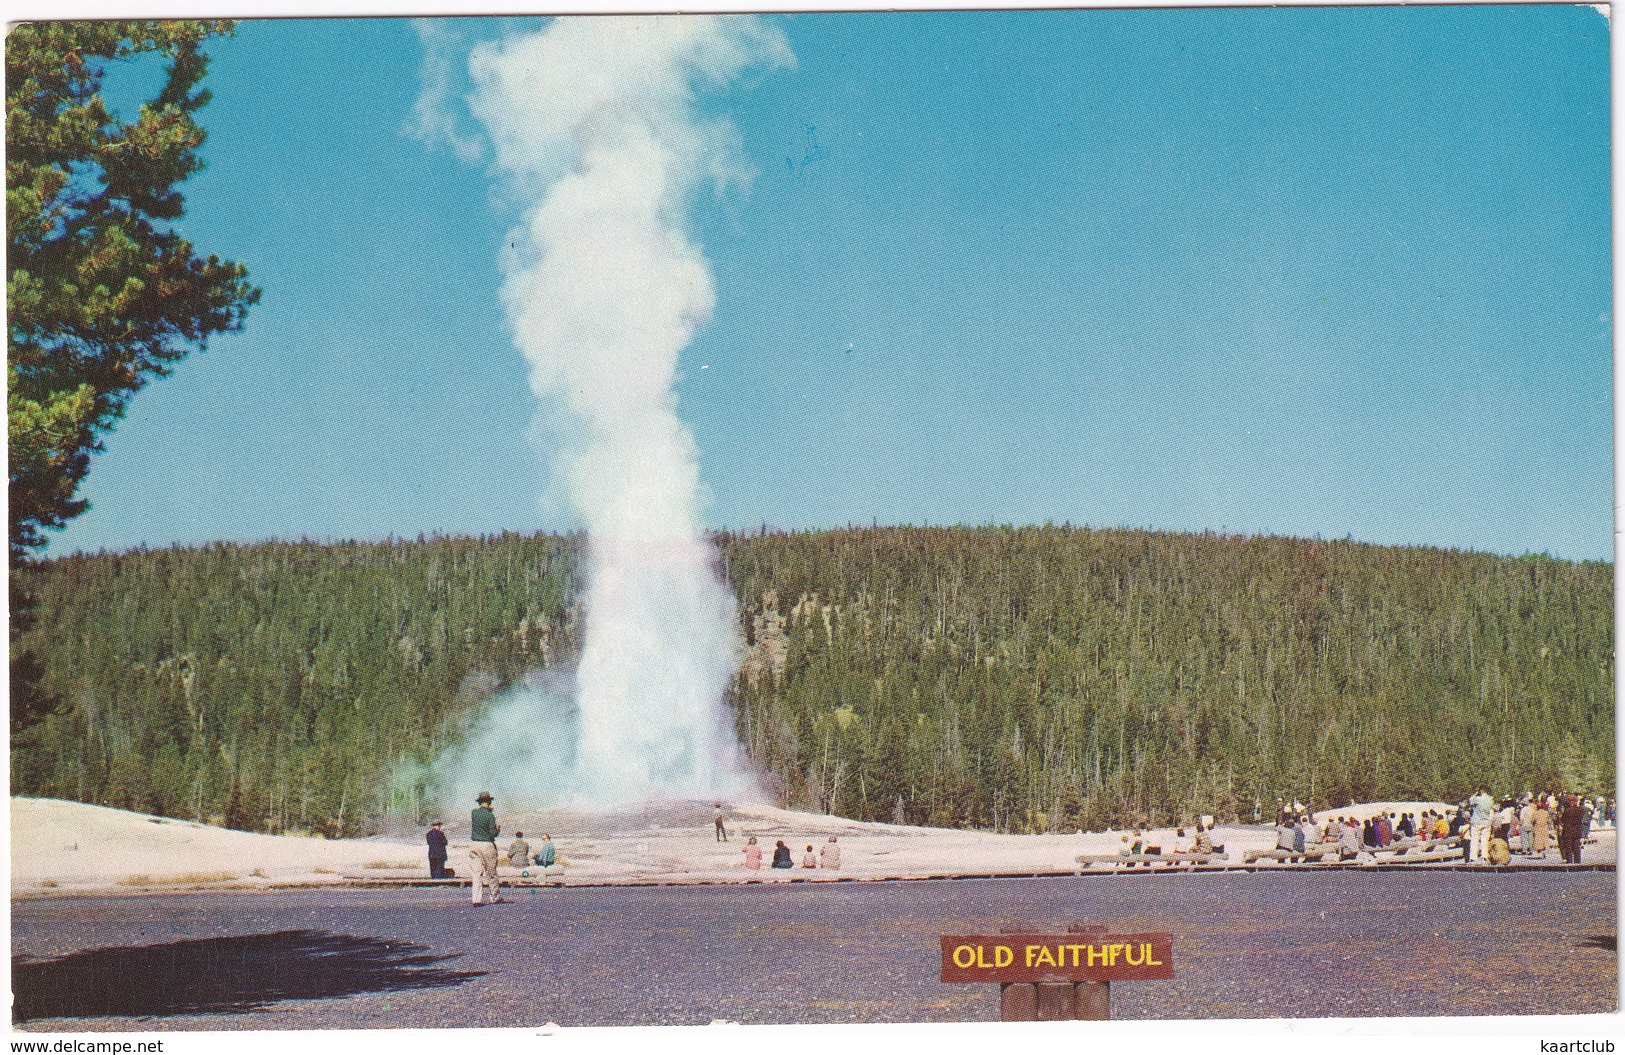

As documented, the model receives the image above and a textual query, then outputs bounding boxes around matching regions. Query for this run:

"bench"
[1075,852,1225,873]
[1240,834,1466,866]
[1369,835,1464,863]
[1242,846,1351,865]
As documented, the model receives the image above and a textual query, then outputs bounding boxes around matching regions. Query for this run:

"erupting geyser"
[442,16,792,806]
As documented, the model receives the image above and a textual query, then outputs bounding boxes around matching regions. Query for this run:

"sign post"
[940,923,1173,1021]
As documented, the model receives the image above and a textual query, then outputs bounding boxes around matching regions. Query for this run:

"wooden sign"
[940,932,1173,983]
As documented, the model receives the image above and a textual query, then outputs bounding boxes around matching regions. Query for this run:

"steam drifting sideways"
[455,17,794,806]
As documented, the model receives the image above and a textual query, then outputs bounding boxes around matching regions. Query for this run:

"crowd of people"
[435,789,1611,900]
[437,796,851,901]
[1119,823,1224,859]
[741,834,842,873]
[721,805,844,874]
[1266,791,1612,866]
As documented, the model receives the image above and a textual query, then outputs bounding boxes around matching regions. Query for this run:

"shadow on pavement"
[14,929,483,1023]
[1579,934,1616,951]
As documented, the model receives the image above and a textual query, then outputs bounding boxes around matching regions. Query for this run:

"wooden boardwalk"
[340,856,1613,890]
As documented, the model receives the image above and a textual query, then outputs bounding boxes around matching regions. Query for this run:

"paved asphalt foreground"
[11,871,1616,1030]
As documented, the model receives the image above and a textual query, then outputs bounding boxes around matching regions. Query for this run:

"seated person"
[506,832,531,868]
[1192,825,1214,855]
[532,834,556,868]
[1337,819,1362,858]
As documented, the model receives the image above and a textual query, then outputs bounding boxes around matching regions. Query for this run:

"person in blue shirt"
[1467,788,1495,864]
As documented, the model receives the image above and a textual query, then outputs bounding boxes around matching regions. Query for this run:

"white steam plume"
[463,16,792,805]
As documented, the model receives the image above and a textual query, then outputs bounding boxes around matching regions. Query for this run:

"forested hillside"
[11,527,1614,834]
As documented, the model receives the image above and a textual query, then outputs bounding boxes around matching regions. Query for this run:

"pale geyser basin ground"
[11,796,1614,897]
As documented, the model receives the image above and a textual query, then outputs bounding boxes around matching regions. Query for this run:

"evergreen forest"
[10,526,1614,835]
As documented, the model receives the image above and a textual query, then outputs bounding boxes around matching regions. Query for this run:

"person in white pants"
[469,791,504,904]
[469,842,499,903]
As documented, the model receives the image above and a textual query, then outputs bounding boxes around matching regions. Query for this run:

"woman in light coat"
[819,835,841,870]
[1531,799,1552,856]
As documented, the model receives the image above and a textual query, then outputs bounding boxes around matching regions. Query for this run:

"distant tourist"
[1518,798,1536,856]
[714,805,729,842]
[507,831,531,868]
[1467,788,1494,863]
[532,834,556,869]
[819,835,841,870]
[743,836,762,870]
[1530,798,1552,857]
[1275,819,1297,853]
[1192,825,1214,855]
[470,791,503,905]
[426,821,448,879]
[1493,800,1515,842]
[1559,795,1587,864]
[1337,818,1361,859]
[801,844,818,868]
[771,840,793,868]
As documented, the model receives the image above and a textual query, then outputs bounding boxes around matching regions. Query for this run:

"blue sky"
[49,6,1614,560]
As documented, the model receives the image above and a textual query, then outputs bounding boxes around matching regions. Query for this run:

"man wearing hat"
[470,792,503,904]
[426,820,448,879]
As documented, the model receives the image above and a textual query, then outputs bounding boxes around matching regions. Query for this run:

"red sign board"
[940,932,1174,983]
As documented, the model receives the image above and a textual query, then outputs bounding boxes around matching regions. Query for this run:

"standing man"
[1559,795,1587,864]
[1467,787,1494,864]
[470,791,503,904]
[426,820,448,879]
[714,804,728,842]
